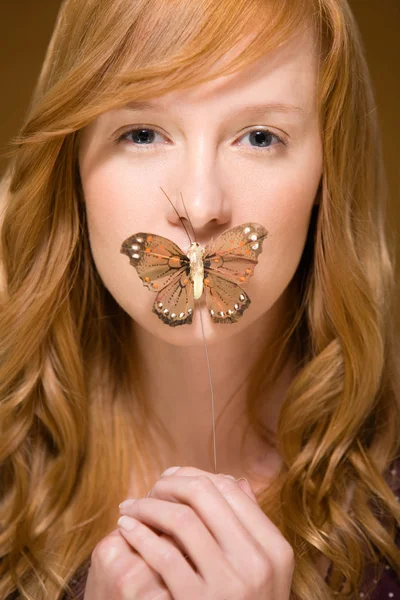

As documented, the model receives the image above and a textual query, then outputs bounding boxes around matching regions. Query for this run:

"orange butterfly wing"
[121,223,268,326]
[120,232,195,326]
[202,223,268,324]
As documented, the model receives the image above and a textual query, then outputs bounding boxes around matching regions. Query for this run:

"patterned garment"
[62,558,90,600]
[354,455,400,600]
[60,457,400,599]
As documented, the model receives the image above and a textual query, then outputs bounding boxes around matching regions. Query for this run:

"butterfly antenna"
[159,187,192,245]
[180,191,197,244]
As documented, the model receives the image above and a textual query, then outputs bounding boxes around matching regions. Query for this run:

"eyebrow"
[121,100,305,117]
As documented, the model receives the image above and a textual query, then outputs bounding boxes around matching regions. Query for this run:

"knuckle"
[115,568,137,595]
[242,548,273,586]
[215,563,241,594]
[250,551,270,576]
[172,504,194,524]
[251,554,273,585]
[215,474,238,492]
[159,546,177,565]
[226,575,247,598]
[280,542,295,570]
[151,537,181,568]
[130,499,146,520]
[132,522,149,543]
[187,475,213,494]
[263,557,274,578]
[152,478,169,493]
[92,537,121,567]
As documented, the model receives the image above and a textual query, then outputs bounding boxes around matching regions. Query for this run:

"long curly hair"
[0,0,399,598]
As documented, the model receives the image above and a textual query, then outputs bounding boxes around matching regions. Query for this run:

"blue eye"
[237,129,285,152]
[117,128,166,150]
[116,126,285,153]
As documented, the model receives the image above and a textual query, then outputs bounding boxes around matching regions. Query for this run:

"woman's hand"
[83,524,173,600]
[114,466,294,599]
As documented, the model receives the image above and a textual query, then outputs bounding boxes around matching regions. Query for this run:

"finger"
[135,475,264,584]
[234,477,259,503]
[117,514,201,598]
[90,530,171,599]
[158,468,293,593]
[119,496,231,580]
[158,532,198,571]
[161,466,259,502]
[114,522,196,570]
[160,467,286,551]
[114,514,197,568]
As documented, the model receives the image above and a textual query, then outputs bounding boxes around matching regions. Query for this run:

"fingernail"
[236,477,249,485]
[161,466,181,477]
[236,477,258,502]
[223,474,237,480]
[119,499,136,511]
[118,515,137,531]
[236,477,253,492]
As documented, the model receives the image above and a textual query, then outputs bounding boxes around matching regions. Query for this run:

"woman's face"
[78,27,322,347]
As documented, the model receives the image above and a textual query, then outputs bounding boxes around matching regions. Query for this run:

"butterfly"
[120,222,268,327]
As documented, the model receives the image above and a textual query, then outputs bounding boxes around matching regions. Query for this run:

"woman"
[0,0,399,598]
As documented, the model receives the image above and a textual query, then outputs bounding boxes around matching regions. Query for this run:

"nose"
[164,143,232,243]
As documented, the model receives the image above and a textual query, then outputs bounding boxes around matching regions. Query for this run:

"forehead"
[123,25,318,116]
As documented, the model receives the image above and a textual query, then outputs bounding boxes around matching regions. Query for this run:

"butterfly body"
[187,242,205,299]
[120,223,268,327]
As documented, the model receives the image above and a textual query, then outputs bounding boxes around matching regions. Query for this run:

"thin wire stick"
[160,188,218,474]
[196,294,217,474]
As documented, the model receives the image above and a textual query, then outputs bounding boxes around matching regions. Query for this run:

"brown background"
[0,2,399,276]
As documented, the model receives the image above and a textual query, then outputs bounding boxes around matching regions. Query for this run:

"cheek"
[268,179,316,262]
[82,161,143,239]
[79,162,151,318]
[262,193,313,293]
[246,163,320,312]
[80,153,161,276]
